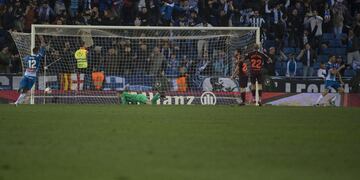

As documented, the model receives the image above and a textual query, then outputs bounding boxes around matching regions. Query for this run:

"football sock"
[15,93,26,105]
[151,93,160,105]
[315,94,324,104]
[241,92,246,103]
[330,94,338,103]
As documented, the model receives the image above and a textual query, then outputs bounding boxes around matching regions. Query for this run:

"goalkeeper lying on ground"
[119,91,161,105]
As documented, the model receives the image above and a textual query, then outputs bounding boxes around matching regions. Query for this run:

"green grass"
[0,105,360,180]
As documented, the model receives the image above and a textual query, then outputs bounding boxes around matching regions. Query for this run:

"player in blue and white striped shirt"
[315,55,345,106]
[14,44,46,106]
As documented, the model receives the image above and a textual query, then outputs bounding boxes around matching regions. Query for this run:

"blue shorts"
[19,76,36,90]
[325,80,341,90]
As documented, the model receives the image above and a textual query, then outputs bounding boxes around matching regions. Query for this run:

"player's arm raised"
[38,36,47,57]
[231,63,239,80]
[262,51,272,63]
[337,71,345,85]
[337,64,346,72]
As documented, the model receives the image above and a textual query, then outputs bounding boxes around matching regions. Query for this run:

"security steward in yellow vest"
[74,42,89,89]
[74,44,88,72]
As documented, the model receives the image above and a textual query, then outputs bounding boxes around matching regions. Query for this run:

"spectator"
[213,50,225,76]
[287,8,302,47]
[101,10,118,26]
[322,3,332,33]
[226,0,237,26]
[297,43,317,77]
[135,40,150,73]
[37,1,55,24]
[105,47,121,75]
[304,11,323,49]
[197,51,211,76]
[0,24,8,47]
[160,0,182,26]
[188,10,200,26]
[89,7,101,25]
[342,29,360,66]
[121,43,135,75]
[165,53,180,76]
[285,53,298,77]
[270,3,286,50]
[121,0,137,25]
[249,10,265,28]
[10,53,20,73]
[332,0,347,39]
[317,63,326,79]
[137,7,150,26]
[0,46,11,73]
[353,13,360,37]
[12,0,25,32]
[218,0,231,27]
[160,40,172,60]
[336,56,346,76]
[54,0,66,15]
[196,21,212,58]
[23,2,36,33]
[239,8,252,26]
[2,4,15,30]
[89,46,103,73]
[70,0,79,18]
[58,41,76,73]
[149,46,166,75]
[47,50,62,74]
[145,0,161,26]
[269,3,284,29]
[265,47,278,76]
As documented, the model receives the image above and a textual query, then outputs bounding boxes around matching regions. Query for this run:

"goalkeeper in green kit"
[119,91,161,105]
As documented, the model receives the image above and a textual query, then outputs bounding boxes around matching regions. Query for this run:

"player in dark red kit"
[245,44,272,105]
[231,49,248,106]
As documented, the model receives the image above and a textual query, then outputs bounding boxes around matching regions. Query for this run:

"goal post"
[11,24,261,105]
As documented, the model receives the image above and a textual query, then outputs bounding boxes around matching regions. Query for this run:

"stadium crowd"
[0,0,359,79]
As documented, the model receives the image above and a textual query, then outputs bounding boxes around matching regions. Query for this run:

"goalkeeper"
[119,91,161,105]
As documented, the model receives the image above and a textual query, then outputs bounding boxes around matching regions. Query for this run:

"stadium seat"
[275,61,282,68]
[318,55,329,63]
[344,69,356,77]
[264,40,275,49]
[296,63,303,76]
[320,48,333,55]
[277,62,287,76]
[283,48,295,55]
[313,62,321,69]
[335,48,346,56]
[322,33,334,40]
[275,61,282,75]
[328,40,345,48]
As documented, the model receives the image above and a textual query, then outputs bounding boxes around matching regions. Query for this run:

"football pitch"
[0,105,359,180]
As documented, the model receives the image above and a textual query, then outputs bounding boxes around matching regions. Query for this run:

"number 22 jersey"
[245,51,268,73]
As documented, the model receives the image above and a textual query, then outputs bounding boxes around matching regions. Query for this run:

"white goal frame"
[29,24,261,105]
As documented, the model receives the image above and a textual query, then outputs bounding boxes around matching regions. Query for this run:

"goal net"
[11,25,259,105]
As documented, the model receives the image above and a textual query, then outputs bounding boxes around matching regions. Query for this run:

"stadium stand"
[0,0,359,78]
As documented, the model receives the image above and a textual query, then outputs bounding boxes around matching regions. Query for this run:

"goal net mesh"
[11,26,258,105]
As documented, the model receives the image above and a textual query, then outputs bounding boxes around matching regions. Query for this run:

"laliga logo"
[200,92,217,105]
